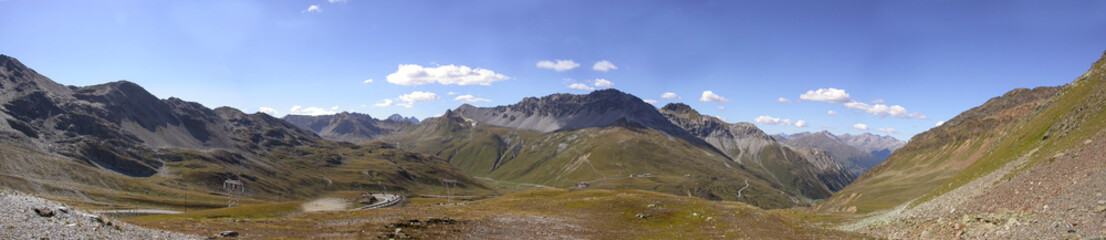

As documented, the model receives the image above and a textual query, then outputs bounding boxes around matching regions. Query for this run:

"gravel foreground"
[0,189,200,240]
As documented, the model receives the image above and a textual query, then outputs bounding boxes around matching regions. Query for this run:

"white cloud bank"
[827,110,837,115]
[699,91,730,103]
[536,60,580,71]
[843,101,927,119]
[643,99,658,104]
[568,83,595,91]
[754,115,807,128]
[454,95,491,103]
[374,99,394,107]
[852,123,869,130]
[303,5,321,13]
[290,105,337,116]
[593,79,614,88]
[777,97,792,103]
[258,107,278,116]
[936,121,945,127]
[386,64,509,86]
[661,92,680,99]
[592,60,618,72]
[363,79,373,84]
[799,88,851,103]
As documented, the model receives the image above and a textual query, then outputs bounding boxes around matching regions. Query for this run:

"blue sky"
[2,0,1105,140]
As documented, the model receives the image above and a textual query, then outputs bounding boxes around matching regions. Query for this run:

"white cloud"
[643,99,658,104]
[328,0,347,3]
[374,99,394,107]
[258,107,278,116]
[877,128,897,134]
[777,97,792,103]
[754,115,806,128]
[936,121,945,127]
[290,105,336,116]
[699,91,730,103]
[661,92,680,99]
[303,5,321,13]
[447,92,459,95]
[592,60,618,72]
[363,79,373,84]
[568,83,595,91]
[852,123,869,130]
[330,106,339,111]
[799,88,851,103]
[386,64,510,86]
[844,101,927,119]
[717,106,725,110]
[536,59,580,71]
[398,91,439,103]
[871,99,885,104]
[454,95,491,103]
[827,110,837,115]
[593,79,614,88]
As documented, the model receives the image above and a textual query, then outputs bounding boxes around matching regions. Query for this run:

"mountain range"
[282,112,416,143]
[0,54,486,208]
[291,89,856,208]
[773,131,905,175]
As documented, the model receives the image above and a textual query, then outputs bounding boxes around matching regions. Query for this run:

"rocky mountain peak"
[660,103,700,116]
[386,113,420,124]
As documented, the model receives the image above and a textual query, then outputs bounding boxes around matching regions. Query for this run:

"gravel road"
[0,189,200,239]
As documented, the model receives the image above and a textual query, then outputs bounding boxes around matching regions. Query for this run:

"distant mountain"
[385,90,853,208]
[386,114,420,124]
[773,131,904,175]
[837,133,906,154]
[0,54,486,208]
[659,103,855,194]
[283,112,415,143]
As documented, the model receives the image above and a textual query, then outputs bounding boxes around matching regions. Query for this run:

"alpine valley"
[3,50,1106,239]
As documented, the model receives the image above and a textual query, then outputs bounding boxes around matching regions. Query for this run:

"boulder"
[33,207,55,217]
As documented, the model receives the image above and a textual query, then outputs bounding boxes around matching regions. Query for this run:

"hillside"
[0,54,487,209]
[125,189,869,239]
[821,51,1106,239]
[658,103,855,195]
[385,91,854,209]
[283,112,415,143]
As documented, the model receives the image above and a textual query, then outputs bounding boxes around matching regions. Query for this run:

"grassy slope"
[821,86,1059,213]
[0,140,491,210]
[914,51,1106,206]
[387,117,803,208]
[126,189,869,239]
[822,52,1104,214]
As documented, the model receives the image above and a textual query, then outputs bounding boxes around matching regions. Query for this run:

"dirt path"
[303,198,349,212]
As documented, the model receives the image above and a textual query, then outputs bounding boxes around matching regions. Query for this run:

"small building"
[573,182,590,189]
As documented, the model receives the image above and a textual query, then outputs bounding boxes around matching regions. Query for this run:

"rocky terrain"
[0,188,199,239]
